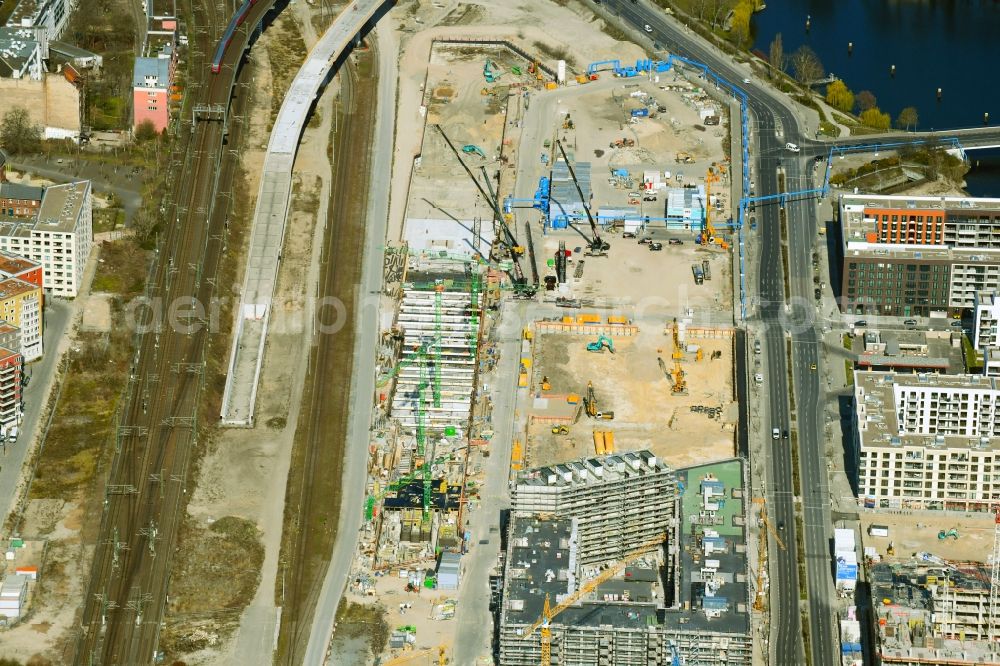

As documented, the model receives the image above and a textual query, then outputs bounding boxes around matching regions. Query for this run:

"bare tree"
[791,45,824,84]
[0,107,41,154]
[856,90,877,112]
[768,33,785,76]
[896,106,919,131]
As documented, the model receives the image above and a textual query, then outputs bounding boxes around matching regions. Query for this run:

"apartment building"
[0,347,21,427]
[0,278,41,360]
[0,180,92,297]
[854,371,1000,511]
[4,0,68,41]
[869,561,1000,665]
[499,458,751,666]
[0,182,42,219]
[511,450,676,564]
[132,48,173,134]
[839,194,1000,316]
[974,291,1000,349]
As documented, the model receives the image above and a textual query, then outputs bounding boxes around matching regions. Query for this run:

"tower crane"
[555,140,610,254]
[752,498,786,612]
[522,534,666,666]
[382,642,450,665]
[670,319,688,395]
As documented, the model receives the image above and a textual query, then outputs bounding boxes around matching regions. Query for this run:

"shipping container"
[604,431,615,453]
[868,524,889,537]
[630,108,650,118]
[577,313,601,323]
[608,315,629,325]
[593,431,606,455]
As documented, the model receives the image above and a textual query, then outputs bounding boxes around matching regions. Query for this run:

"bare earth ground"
[525,329,736,470]
[858,510,998,564]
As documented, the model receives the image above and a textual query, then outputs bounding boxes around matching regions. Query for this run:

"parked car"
[644,24,653,32]
[904,319,917,328]
[648,242,663,251]
[950,320,963,328]
[668,238,683,245]
[638,237,652,245]
[772,428,780,440]
[854,319,868,328]
[623,231,637,238]
[643,194,657,202]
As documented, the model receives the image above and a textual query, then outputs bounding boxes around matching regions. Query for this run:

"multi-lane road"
[74,1,275,661]
[603,2,835,663]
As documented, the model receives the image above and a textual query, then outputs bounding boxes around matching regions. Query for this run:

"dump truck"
[692,264,704,284]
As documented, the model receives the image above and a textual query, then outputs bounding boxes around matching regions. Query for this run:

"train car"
[211,0,256,73]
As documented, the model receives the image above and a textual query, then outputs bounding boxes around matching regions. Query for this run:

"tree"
[896,106,919,131]
[134,119,158,142]
[0,106,41,154]
[856,90,877,112]
[859,106,891,131]
[769,33,785,76]
[730,0,754,47]
[825,80,855,112]
[791,46,824,84]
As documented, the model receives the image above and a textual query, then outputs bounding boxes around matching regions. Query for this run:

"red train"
[211,0,259,73]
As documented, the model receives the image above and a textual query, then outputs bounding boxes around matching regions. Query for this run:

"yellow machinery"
[523,535,666,665]
[552,425,569,435]
[383,642,449,665]
[752,499,786,612]
[541,375,551,391]
[670,319,688,395]
[701,167,729,250]
[584,381,598,417]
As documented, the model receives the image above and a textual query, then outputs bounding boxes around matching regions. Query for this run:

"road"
[73,0,275,661]
[0,300,71,523]
[603,2,837,664]
[301,15,397,665]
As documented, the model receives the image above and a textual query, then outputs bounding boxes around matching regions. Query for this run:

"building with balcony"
[499,456,751,666]
[853,371,1000,511]
[0,347,22,427]
[4,0,68,41]
[0,180,91,297]
[0,278,41,360]
[839,194,1000,316]
[132,45,174,134]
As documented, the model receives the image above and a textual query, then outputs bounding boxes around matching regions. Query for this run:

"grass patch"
[92,207,124,234]
[842,333,852,351]
[844,359,855,386]
[89,237,151,296]
[532,40,570,64]
[266,15,309,127]
[335,600,391,659]
[818,121,839,137]
[961,334,984,372]
[600,20,629,42]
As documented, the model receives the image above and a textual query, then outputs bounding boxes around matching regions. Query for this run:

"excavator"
[461,144,487,159]
[586,335,615,353]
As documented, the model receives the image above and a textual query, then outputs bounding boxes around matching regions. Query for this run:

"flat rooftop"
[855,371,1000,452]
[0,277,36,300]
[0,250,39,276]
[514,450,669,489]
[34,181,88,233]
[854,329,963,372]
[841,192,1000,213]
[666,459,749,635]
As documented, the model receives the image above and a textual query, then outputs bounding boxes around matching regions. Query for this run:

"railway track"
[276,47,377,664]
[73,0,273,661]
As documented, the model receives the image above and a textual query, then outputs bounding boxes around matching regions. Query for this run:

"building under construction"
[869,558,1000,665]
[498,456,752,666]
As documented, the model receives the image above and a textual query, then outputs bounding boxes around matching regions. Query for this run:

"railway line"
[73,0,275,661]
[276,46,377,665]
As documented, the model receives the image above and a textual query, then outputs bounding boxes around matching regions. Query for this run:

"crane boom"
[555,139,609,253]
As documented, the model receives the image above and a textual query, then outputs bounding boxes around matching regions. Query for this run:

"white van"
[785,142,800,153]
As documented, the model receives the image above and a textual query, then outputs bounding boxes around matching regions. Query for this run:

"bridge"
[220,0,392,425]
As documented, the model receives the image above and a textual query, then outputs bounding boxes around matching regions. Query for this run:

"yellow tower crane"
[752,498,786,612]
[670,319,688,395]
[383,642,450,666]
[522,534,666,665]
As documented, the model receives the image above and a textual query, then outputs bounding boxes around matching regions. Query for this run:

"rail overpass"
[220,0,391,425]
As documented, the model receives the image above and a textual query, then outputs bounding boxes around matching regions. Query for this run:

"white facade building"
[0,180,92,297]
[973,290,1000,349]
[854,371,1000,511]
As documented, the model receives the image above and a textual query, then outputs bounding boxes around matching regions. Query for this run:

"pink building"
[132,54,172,134]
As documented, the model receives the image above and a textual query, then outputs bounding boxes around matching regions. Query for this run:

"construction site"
[517,317,737,471]
[498,456,751,666]
[343,25,744,665]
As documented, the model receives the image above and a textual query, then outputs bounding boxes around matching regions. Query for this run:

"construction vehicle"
[584,381,598,418]
[752,498,787,612]
[541,375,551,390]
[527,60,543,80]
[938,528,960,540]
[434,125,536,297]
[511,65,523,76]
[886,541,895,556]
[551,425,569,435]
[699,167,728,250]
[555,140,611,254]
[383,642,449,666]
[586,335,615,354]
[462,144,487,159]
[609,137,635,149]
[562,114,575,130]
[669,319,688,395]
[484,59,501,83]
[522,535,666,666]
[675,151,694,164]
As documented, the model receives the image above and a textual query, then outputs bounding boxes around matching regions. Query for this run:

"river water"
[750,0,1000,195]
